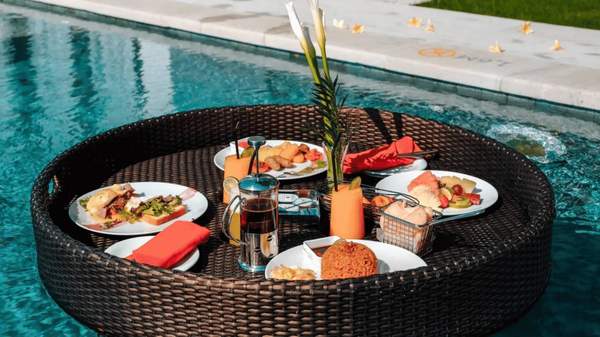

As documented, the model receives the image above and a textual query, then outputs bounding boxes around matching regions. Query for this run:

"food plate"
[265,239,427,280]
[375,170,498,216]
[213,140,327,181]
[104,236,199,271]
[69,182,208,236]
[363,158,428,178]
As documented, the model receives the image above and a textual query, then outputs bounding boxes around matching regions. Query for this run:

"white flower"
[551,39,563,51]
[332,18,346,29]
[520,21,533,35]
[489,41,504,53]
[308,0,326,51]
[424,19,435,32]
[285,1,319,81]
[286,2,308,47]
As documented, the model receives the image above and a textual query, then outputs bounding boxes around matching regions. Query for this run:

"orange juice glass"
[223,155,251,203]
[330,185,365,239]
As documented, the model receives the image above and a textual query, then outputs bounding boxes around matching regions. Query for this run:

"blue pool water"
[1,3,599,336]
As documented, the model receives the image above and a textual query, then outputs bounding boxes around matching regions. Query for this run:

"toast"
[141,205,187,225]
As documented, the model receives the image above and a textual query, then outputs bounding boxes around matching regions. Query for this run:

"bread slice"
[141,205,186,225]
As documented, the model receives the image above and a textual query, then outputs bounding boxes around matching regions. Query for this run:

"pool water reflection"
[0,3,598,336]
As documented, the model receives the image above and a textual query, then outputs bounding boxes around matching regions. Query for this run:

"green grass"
[418,0,600,30]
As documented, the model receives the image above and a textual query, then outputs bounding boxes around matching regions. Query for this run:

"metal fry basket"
[321,184,441,255]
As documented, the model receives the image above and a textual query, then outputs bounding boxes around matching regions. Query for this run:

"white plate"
[69,182,208,236]
[104,236,199,271]
[213,140,327,181]
[265,239,427,280]
[364,158,428,178]
[375,170,498,216]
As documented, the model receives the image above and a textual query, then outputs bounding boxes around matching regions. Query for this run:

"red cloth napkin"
[342,136,422,174]
[128,221,210,268]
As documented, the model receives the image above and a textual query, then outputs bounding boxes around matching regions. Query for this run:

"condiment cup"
[302,236,341,262]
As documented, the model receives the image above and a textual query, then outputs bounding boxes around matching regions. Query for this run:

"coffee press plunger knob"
[246,136,266,176]
[247,136,266,149]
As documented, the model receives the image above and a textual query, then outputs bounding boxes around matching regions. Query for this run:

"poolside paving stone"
[30,0,600,110]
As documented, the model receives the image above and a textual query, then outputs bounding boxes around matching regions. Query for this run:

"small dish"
[302,236,341,262]
[69,182,208,236]
[375,170,498,216]
[213,139,327,181]
[104,236,200,271]
[266,239,427,280]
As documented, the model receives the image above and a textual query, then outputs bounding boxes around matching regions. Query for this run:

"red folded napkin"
[342,136,422,174]
[128,221,210,269]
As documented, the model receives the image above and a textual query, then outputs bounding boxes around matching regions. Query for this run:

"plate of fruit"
[214,139,327,181]
[375,170,498,216]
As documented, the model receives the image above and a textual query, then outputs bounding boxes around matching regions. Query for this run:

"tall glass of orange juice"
[223,155,251,203]
[330,184,365,239]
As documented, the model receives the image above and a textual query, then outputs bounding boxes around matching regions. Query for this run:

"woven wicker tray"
[31,105,554,336]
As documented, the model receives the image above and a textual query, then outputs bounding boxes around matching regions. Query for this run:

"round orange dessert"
[321,240,377,280]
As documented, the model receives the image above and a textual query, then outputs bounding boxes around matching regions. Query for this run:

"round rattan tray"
[31,105,554,336]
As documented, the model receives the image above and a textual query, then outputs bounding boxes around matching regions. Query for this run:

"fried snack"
[292,153,306,163]
[258,146,282,161]
[321,239,377,279]
[279,144,299,160]
[264,157,282,171]
[273,155,293,168]
[371,195,394,208]
[298,143,310,154]
[271,266,316,280]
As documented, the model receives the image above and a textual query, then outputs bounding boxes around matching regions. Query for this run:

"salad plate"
[69,182,208,236]
[214,139,327,181]
[104,236,199,271]
[375,170,498,216]
[265,239,427,280]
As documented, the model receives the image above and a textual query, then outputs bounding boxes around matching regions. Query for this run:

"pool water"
[1,4,599,337]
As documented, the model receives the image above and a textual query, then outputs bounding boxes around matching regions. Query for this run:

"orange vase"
[223,155,251,203]
[330,185,365,239]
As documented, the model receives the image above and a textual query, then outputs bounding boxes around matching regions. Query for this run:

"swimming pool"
[1,3,599,336]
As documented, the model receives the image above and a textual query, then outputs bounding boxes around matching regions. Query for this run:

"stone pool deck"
[28,0,600,110]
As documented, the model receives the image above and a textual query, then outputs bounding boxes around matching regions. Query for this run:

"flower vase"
[324,140,348,190]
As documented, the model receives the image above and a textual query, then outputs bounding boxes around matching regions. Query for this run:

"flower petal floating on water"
[489,41,504,53]
[424,19,435,32]
[551,39,563,51]
[520,21,534,34]
[352,23,365,34]
[407,17,422,28]
[332,18,346,29]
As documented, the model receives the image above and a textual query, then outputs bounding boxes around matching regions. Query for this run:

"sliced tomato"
[439,195,449,208]
[465,193,481,205]
[305,149,322,161]
[251,162,270,174]
[451,184,464,196]
[238,139,249,149]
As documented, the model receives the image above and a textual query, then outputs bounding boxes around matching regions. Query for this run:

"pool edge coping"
[7,0,600,112]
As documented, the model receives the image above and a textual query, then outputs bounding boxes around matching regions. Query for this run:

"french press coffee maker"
[222,136,279,272]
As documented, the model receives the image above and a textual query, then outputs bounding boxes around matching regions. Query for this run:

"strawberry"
[452,184,464,196]
[465,193,481,205]
[238,139,249,149]
[439,195,449,208]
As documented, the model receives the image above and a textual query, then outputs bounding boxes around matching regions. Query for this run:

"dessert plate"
[214,140,327,181]
[265,239,427,280]
[375,170,498,216]
[69,182,208,236]
[104,236,199,271]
